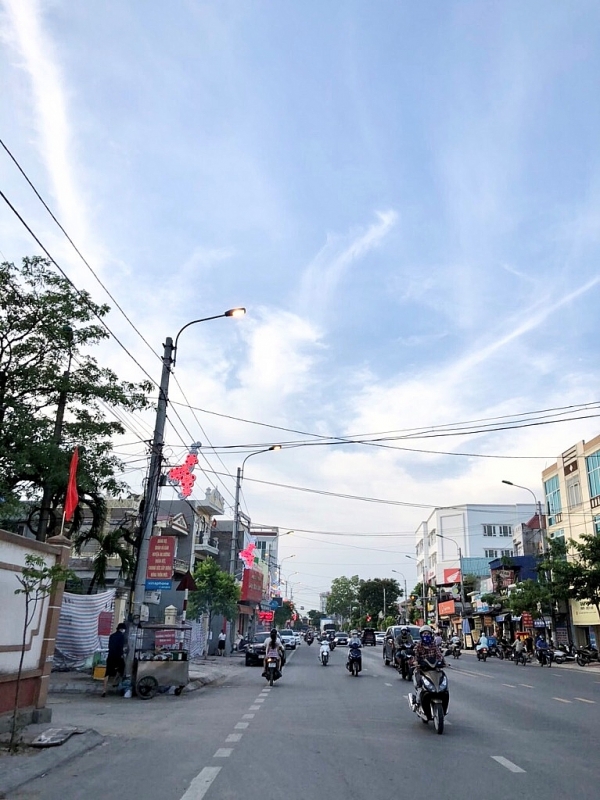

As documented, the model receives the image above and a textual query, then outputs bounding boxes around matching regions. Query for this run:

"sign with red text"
[241,567,264,604]
[258,611,274,622]
[154,630,177,648]
[146,536,176,590]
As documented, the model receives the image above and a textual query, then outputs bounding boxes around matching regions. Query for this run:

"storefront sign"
[484,615,493,627]
[570,599,600,626]
[521,612,533,628]
[438,599,456,616]
[154,630,177,648]
[258,611,274,622]
[494,569,515,589]
[443,568,461,584]
[241,567,264,604]
[98,611,113,636]
[146,536,175,590]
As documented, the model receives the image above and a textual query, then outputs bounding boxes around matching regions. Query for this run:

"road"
[8,645,600,800]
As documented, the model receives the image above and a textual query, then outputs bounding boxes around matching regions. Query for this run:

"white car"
[294,632,302,646]
[376,631,386,645]
[280,630,297,650]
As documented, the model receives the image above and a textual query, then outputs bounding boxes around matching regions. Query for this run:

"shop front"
[570,599,600,649]
[238,566,265,642]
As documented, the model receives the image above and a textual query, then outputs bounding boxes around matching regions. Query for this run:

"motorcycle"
[306,635,314,647]
[514,649,528,666]
[320,645,330,666]
[576,645,600,667]
[407,658,449,735]
[449,643,461,659]
[488,643,503,659]
[553,644,575,664]
[264,656,281,686]
[395,644,415,678]
[476,646,488,662]
[346,644,362,677]
[536,648,553,667]
[329,639,336,651]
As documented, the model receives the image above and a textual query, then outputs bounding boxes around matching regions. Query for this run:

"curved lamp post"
[502,479,546,553]
[132,308,246,625]
[435,534,467,612]
[391,570,408,623]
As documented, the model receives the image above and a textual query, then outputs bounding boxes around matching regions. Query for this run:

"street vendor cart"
[133,622,192,699]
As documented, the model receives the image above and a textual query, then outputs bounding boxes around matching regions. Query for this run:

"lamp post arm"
[173,314,227,365]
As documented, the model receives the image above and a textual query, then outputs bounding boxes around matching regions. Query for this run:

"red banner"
[522,612,534,628]
[241,567,264,604]
[154,630,177,648]
[443,568,461,584]
[98,611,113,636]
[146,536,176,580]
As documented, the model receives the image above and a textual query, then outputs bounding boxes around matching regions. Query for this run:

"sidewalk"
[460,647,600,673]
[0,653,246,796]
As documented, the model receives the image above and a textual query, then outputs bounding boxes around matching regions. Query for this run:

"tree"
[358,578,401,620]
[9,555,73,752]
[0,256,152,540]
[326,575,360,623]
[541,534,600,620]
[72,522,135,594]
[274,600,295,629]
[307,609,325,628]
[188,558,240,632]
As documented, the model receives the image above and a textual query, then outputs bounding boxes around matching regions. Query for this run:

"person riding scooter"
[319,637,331,664]
[346,633,362,673]
[261,629,284,678]
[410,625,444,702]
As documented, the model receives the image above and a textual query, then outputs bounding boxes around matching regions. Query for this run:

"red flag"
[64,447,79,521]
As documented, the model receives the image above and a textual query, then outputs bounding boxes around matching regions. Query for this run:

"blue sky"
[2,1,600,608]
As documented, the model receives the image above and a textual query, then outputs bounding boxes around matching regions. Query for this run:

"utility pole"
[229,467,242,578]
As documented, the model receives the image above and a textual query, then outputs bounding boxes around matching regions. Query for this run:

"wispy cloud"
[3,0,90,250]
[297,210,397,319]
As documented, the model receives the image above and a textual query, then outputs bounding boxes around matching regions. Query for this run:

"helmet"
[419,624,434,644]
[400,626,409,632]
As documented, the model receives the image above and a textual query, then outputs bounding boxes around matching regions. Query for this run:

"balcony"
[195,533,219,556]
[194,488,225,516]
[173,557,189,575]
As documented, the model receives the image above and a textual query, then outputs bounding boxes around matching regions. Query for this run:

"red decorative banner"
[154,630,177,648]
[98,611,113,636]
[443,568,462,584]
[147,536,176,580]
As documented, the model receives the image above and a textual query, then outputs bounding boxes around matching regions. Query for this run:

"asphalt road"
[8,645,600,800]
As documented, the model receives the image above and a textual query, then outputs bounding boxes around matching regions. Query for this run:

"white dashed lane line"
[552,697,572,703]
[242,713,255,719]
[519,684,534,688]
[575,697,595,704]
[235,721,249,729]
[180,766,221,800]
[249,705,261,710]
[213,748,232,758]
[385,683,393,687]
[226,733,242,742]
[501,683,516,688]
[492,756,526,773]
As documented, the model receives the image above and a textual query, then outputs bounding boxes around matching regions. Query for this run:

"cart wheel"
[174,686,183,696]
[136,675,159,699]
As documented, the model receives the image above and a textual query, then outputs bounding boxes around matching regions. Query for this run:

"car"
[294,631,302,646]
[244,632,284,667]
[382,625,421,666]
[361,627,377,646]
[334,632,349,646]
[375,631,386,645]
[280,630,297,650]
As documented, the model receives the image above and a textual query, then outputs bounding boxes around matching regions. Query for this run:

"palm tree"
[73,524,134,594]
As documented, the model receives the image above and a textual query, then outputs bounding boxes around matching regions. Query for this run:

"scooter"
[306,635,314,646]
[536,648,553,667]
[576,645,599,666]
[553,644,575,664]
[395,644,415,678]
[346,644,362,677]
[264,656,281,686]
[476,646,488,662]
[320,644,330,666]
[450,643,461,659]
[407,658,449,735]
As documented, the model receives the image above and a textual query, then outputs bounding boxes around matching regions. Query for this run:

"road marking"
[453,668,494,680]
[552,697,572,704]
[575,697,596,704]
[501,683,516,688]
[254,698,265,703]
[213,748,232,758]
[385,683,393,687]
[226,734,242,742]
[249,705,261,710]
[180,766,221,800]
[491,756,526,773]
[242,713,255,719]
[235,722,249,729]
[519,684,534,688]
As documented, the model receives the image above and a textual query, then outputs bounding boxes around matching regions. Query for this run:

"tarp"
[54,590,115,670]
[462,617,471,635]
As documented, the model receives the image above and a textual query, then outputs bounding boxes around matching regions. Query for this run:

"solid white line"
[242,714,255,719]
[213,748,232,758]
[519,684,534,688]
[249,705,261,710]
[552,697,572,703]
[491,756,526,773]
[226,733,242,742]
[501,683,516,688]
[575,697,595,704]
[179,766,221,800]
[235,722,249,729]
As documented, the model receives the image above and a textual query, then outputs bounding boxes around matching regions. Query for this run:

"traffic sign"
[269,599,279,610]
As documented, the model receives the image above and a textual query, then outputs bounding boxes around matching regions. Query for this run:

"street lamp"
[406,555,428,621]
[131,308,246,626]
[436,534,467,612]
[391,570,408,623]
[501,479,547,553]
[230,445,281,577]
[277,554,296,588]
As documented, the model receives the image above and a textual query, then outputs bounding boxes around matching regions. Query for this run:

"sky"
[2,0,600,611]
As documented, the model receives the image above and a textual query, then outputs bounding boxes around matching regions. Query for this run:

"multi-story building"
[542,435,600,647]
[415,504,536,590]
[319,592,330,614]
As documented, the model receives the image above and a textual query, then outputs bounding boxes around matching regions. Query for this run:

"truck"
[320,618,336,636]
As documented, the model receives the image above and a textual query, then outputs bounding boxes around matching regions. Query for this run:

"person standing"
[217,630,227,656]
[102,623,127,697]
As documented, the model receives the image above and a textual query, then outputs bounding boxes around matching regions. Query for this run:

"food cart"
[132,622,192,699]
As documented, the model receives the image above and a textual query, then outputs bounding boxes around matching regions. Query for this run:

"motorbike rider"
[476,632,489,654]
[513,637,526,662]
[535,634,551,665]
[319,636,331,662]
[410,625,444,699]
[347,631,362,671]
[394,625,414,666]
[262,629,284,677]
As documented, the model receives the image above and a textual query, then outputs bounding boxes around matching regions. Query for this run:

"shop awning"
[496,615,506,623]
[237,603,254,615]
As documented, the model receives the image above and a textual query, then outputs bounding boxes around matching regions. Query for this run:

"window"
[483,524,512,537]
[544,475,562,526]
[500,549,513,557]
[566,477,582,508]
[587,451,600,501]
[594,516,600,536]
[485,549,498,558]
[550,529,565,543]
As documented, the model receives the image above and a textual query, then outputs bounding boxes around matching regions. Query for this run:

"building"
[250,524,279,598]
[542,436,600,647]
[319,592,330,614]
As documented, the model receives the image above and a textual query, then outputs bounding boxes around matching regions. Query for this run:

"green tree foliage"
[274,600,295,629]
[541,534,600,618]
[188,557,240,628]
[0,257,152,538]
[307,609,326,628]
[358,578,401,620]
[72,523,135,594]
[326,575,360,621]
[507,580,552,618]
[10,555,73,752]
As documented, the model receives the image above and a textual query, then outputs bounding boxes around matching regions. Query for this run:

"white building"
[415,504,536,587]
[250,524,279,597]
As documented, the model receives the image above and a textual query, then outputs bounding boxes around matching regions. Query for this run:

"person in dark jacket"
[102,623,127,697]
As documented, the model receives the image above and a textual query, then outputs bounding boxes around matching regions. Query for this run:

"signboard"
[146,536,175,590]
[521,612,533,628]
[241,567,264,604]
[494,569,515,589]
[443,568,462,584]
[259,611,274,622]
[438,599,456,617]
[154,630,177,648]
[269,599,280,610]
[98,611,113,636]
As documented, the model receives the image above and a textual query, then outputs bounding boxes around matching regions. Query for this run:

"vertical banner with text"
[145,536,176,590]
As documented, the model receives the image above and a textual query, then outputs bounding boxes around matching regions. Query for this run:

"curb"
[0,730,104,798]
[48,670,230,696]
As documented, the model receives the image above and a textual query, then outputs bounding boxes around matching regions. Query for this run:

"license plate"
[268,663,276,669]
